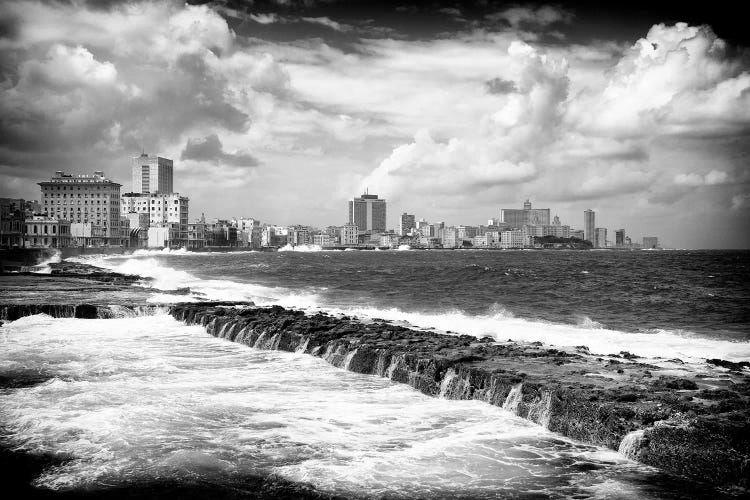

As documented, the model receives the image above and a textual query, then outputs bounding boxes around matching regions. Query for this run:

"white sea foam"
[67,254,320,307]
[278,244,324,252]
[0,314,659,498]
[29,251,62,274]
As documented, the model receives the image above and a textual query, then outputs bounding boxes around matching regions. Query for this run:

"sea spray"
[439,369,457,398]
[503,383,524,413]
[618,430,646,459]
[278,244,324,252]
[527,392,553,429]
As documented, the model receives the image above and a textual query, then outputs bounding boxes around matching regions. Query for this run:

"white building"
[39,171,123,245]
[500,230,530,249]
[595,227,607,248]
[313,234,337,247]
[340,223,358,246]
[131,153,173,194]
[121,193,189,247]
[24,216,71,248]
[441,227,459,248]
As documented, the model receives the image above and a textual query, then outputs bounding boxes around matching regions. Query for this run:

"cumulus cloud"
[674,170,729,186]
[180,133,259,167]
[359,40,568,199]
[0,0,289,184]
[568,23,750,138]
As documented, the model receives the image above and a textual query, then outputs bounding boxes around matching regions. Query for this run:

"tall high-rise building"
[584,209,595,244]
[348,192,386,233]
[615,229,625,247]
[132,153,173,194]
[595,227,607,248]
[500,199,550,228]
[399,213,415,236]
[39,171,123,244]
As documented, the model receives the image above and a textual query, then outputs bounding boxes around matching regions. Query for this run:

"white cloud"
[567,23,749,138]
[674,170,729,186]
[20,44,118,88]
[301,16,351,32]
[249,13,280,25]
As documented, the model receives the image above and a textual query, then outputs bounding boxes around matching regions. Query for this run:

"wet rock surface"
[169,303,750,493]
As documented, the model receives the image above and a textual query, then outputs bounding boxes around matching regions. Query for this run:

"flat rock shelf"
[169,303,749,493]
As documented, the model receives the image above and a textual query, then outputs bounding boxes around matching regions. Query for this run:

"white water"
[64,253,750,363]
[29,251,62,274]
[278,244,326,252]
[0,314,671,498]
[618,430,646,460]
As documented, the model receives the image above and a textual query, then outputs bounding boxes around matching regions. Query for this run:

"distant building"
[595,227,607,248]
[70,223,106,247]
[348,192,386,233]
[379,233,400,247]
[399,213,415,236]
[340,222,358,246]
[473,235,489,247]
[313,233,337,247]
[187,221,206,249]
[584,209,595,245]
[441,227,459,248]
[261,225,287,247]
[148,223,182,248]
[39,171,123,246]
[234,217,261,248]
[457,225,478,240]
[288,225,311,246]
[121,192,189,247]
[131,153,173,194]
[501,200,550,228]
[24,216,71,248]
[0,200,25,247]
[615,229,625,247]
[500,230,530,249]
[643,236,659,249]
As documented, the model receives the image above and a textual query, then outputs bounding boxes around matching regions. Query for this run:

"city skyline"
[1,1,748,248]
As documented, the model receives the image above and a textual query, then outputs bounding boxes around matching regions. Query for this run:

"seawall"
[168,303,749,492]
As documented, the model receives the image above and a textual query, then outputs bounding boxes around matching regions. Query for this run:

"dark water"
[141,249,750,339]
[67,248,750,362]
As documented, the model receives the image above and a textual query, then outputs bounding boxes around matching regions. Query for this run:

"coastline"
[1,263,748,496]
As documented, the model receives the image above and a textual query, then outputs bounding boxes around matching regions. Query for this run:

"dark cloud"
[484,77,516,94]
[180,133,260,167]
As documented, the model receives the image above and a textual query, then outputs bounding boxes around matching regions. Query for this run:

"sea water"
[0,314,712,498]
[2,250,748,497]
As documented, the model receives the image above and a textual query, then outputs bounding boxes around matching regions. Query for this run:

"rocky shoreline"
[167,303,749,493]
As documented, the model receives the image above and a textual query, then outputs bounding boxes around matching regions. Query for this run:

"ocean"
[1,249,748,498]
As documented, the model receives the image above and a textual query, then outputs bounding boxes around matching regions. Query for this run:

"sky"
[0,0,748,248]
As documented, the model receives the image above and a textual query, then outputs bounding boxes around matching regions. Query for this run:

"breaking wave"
[278,244,324,252]
[64,254,750,363]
